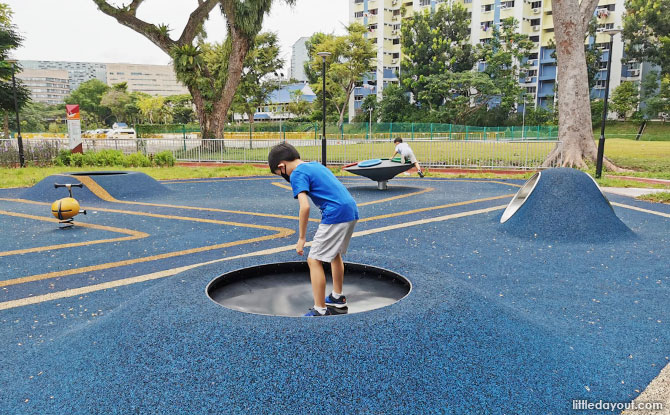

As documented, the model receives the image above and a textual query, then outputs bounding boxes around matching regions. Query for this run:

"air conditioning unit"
[392,15,398,20]
[392,0,398,4]
[532,25,540,32]
[630,69,640,77]
[533,7,540,13]
[392,58,398,64]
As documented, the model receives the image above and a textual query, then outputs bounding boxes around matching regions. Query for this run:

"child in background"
[268,143,359,317]
[391,137,424,178]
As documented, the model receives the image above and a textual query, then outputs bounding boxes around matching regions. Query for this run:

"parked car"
[106,128,137,139]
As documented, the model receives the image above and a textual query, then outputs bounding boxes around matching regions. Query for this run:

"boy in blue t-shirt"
[268,143,359,317]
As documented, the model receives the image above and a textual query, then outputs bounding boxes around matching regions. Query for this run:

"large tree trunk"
[545,0,623,172]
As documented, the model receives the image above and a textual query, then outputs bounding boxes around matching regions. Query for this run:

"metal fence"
[0,137,562,169]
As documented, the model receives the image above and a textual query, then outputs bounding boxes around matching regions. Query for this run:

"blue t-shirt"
[290,162,359,224]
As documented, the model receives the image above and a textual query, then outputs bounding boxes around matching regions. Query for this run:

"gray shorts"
[401,152,418,164]
[308,220,357,262]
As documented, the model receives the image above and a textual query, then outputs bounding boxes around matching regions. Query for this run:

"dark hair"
[394,138,403,143]
[268,143,301,172]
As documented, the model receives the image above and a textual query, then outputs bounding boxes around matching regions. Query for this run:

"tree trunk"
[545,0,624,172]
[337,81,355,129]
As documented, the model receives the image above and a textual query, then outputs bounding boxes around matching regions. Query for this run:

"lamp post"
[317,51,331,166]
[7,60,25,167]
[595,28,623,179]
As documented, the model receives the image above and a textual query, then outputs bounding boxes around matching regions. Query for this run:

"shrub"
[154,151,175,167]
[123,152,152,167]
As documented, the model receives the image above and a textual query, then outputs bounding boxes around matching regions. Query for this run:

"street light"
[317,51,331,166]
[595,28,623,179]
[7,60,25,167]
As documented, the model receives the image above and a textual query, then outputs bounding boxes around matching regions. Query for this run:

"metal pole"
[522,94,526,140]
[596,33,616,179]
[321,57,327,166]
[11,63,25,168]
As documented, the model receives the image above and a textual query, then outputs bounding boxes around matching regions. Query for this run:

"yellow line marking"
[75,175,116,202]
[359,194,514,222]
[271,182,293,190]
[357,187,435,206]
[0,211,149,257]
[0,229,292,289]
[612,202,670,218]
[160,177,277,184]
[0,205,506,311]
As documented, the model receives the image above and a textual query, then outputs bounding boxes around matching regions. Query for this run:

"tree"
[100,85,132,124]
[476,18,533,118]
[544,0,623,170]
[307,23,375,128]
[167,94,195,124]
[418,72,499,124]
[377,83,414,123]
[286,89,311,119]
[610,81,640,120]
[642,73,670,120]
[623,0,670,75]
[65,79,111,124]
[400,4,475,101]
[231,32,283,138]
[0,5,30,138]
[91,0,295,138]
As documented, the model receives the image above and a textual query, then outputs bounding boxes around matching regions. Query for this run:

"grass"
[638,192,670,204]
[602,139,670,173]
[596,120,670,141]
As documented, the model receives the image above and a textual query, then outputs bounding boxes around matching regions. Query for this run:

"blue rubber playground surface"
[1,170,669,414]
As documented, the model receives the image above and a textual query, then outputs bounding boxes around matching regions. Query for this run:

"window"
[393,38,400,45]
[595,80,607,89]
[481,4,493,12]
[530,35,540,43]
[530,18,540,26]
[420,0,430,6]
[354,11,364,18]
[525,86,537,94]
[531,1,541,8]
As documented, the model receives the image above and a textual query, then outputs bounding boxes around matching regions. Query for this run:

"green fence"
[136,122,558,141]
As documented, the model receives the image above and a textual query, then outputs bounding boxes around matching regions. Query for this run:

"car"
[106,128,137,139]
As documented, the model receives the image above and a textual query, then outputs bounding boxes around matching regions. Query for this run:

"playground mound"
[499,168,633,242]
[21,171,170,203]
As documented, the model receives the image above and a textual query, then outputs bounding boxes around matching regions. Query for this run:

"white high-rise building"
[290,37,310,82]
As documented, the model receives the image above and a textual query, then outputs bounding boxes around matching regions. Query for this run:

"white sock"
[314,306,327,315]
[331,291,342,299]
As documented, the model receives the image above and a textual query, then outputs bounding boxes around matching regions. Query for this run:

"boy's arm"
[296,192,310,256]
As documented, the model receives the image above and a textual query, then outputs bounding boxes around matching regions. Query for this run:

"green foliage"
[154,150,175,167]
[0,8,30,115]
[610,81,640,120]
[624,0,670,75]
[400,4,475,98]
[377,84,414,123]
[65,79,111,124]
[477,18,534,116]
[307,23,376,126]
[232,32,284,124]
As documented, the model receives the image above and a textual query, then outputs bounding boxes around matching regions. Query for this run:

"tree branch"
[580,0,600,33]
[178,0,219,45]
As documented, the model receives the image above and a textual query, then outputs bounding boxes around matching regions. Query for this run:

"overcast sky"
[7,0,349,72]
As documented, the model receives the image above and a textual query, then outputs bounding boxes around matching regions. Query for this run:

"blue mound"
[21,171,170,203]
[499,168,633,241]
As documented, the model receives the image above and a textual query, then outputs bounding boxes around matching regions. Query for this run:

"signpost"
[66,104,83,153]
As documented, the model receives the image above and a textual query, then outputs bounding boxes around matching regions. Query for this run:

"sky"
[6,0,349,73]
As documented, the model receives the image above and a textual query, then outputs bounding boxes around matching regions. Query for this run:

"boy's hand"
[296,237,306,255]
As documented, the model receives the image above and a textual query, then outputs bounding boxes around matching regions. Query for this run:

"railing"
[0,137,562,170]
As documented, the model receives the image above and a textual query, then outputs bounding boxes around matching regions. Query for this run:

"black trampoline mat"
[207,262,411,316]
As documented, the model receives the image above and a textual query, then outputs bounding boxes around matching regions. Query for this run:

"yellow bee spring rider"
[51,183,87,228]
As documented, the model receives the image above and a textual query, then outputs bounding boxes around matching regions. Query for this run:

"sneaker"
[325,294,349,314]
[418,171,425,178]
[303,308,332,317]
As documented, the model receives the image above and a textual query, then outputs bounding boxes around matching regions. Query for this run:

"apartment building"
[349,0,646,117]
[15,68,70,105]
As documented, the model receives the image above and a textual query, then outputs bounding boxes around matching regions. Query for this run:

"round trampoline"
[206,261,411,317]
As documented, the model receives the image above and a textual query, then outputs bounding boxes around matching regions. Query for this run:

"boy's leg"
[307,257,327,308]
[331,253,344,294]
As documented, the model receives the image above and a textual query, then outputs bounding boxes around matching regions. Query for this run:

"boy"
[268,143,359,317]
[391,137,424,178]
